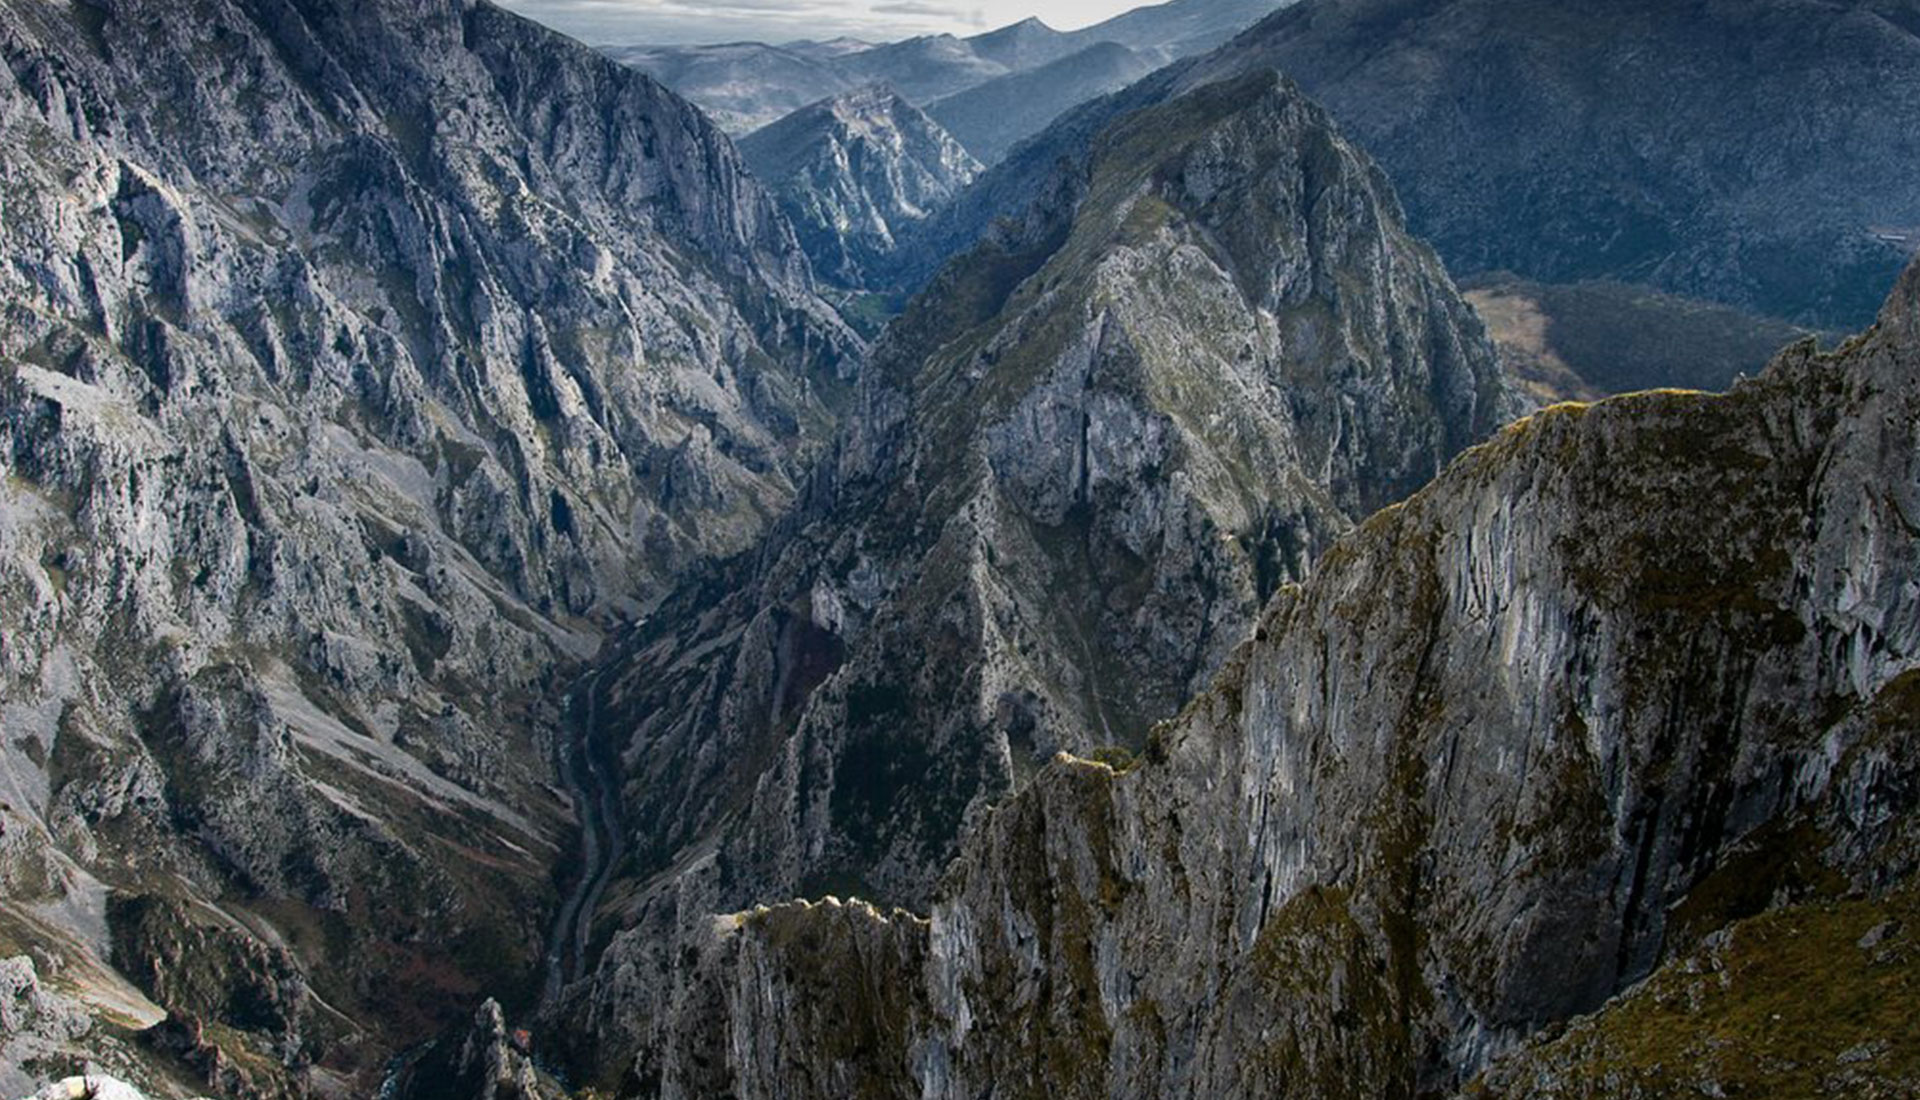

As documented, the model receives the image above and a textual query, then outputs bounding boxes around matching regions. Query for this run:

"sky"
[495,0,1148,46]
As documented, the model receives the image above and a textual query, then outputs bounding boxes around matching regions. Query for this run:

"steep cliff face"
[0,0,852,1093]
[740,87,982,290]
[653,262,1920,1099]
[569,68,1510,1086]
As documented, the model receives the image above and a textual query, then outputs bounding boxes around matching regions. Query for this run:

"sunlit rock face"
[0,0,853,1092]
[741,85,982,291]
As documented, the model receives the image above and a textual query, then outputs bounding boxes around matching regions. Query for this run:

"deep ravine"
[0,0,855,1091]
[542,667,624,1010]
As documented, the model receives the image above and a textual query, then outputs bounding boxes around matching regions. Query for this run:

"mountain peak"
[1883,255,1920,337]
[579,49,1514,1091]
[741,86,982,288]
[966,14,1075,68]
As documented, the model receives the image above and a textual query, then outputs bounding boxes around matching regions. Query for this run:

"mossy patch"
[1471,882,1920,1098]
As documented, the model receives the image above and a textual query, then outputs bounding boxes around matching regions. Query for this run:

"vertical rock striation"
[651,260,1920,1099]
[0,0,853,1091]
[572,68,1511,1088]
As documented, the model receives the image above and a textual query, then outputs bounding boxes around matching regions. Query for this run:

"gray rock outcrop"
[641,255,1920,1100]
[740,87,981,290]
[0,0,853,1090]
[568,67,1512,1086]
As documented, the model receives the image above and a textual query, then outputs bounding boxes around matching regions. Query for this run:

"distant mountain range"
[904,0,1920,327]
[6,0,1919,1098]
[602,0,1289,143]
[926,41,1160,167]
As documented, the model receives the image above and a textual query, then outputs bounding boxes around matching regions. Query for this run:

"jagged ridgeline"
[568,67,1511,1085]
[905,0,1920,328]
[739,86,983,295]
[0,0,853,1092]
[650,262,1920,1099]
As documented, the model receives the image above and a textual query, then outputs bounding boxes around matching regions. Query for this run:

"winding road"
[539,667,625,1011]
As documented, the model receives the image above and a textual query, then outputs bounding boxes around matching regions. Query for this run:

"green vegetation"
[1471,883,1920,1098]
[1463,273,1821,404]
[830,291,904,340]
[1232,886,1409,1097]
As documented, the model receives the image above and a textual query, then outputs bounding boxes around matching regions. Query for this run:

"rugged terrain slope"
[565,68,1511,1087]
[912,0,1920,327]
[643,258,1920,1100]
[740,87,981,290]
[0,0,852,1093]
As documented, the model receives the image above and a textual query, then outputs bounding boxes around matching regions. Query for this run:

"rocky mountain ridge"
[905,0,1920,326]
[0,0,853,1093]
[740,86,981,291]
[563,66,1512,1088]
[640,256,1920,1100]
[3,0,1913,1097]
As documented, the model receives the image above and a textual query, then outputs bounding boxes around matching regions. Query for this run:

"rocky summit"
[740,86,982,293]
[645,250,1920,1100]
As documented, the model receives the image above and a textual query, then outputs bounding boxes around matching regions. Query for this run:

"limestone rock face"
[569,69,1511,1085]
[0,0,852,1091]
[741,87,982,290]
[0,958,92,1098]
[644,261,1920,1099]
